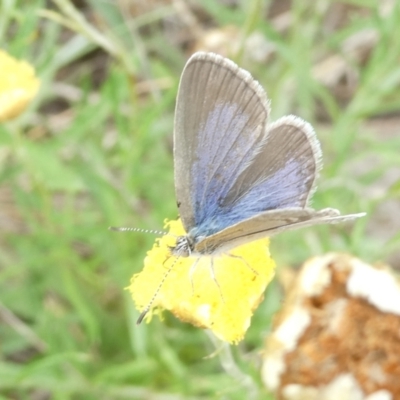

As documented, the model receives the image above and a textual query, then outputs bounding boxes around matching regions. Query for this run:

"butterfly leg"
[226,253,259,276]
[209,258,225,303]
[188,257,201,295]
[162,254,173,267]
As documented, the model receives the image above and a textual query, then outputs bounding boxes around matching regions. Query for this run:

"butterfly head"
[170,234,195,257]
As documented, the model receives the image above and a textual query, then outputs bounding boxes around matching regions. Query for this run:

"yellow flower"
[0,49,40,121]
[129,219,276,344]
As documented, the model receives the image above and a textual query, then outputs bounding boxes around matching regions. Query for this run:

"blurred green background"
[1,0,400,399]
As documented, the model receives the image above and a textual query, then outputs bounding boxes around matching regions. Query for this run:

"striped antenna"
[109,225,179,323]
[108,227,167,236]
[136,255,180,324]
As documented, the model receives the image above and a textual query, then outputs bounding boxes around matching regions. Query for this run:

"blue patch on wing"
[190,158,305,238]
[189,104,307,238]
[190,102,257,233]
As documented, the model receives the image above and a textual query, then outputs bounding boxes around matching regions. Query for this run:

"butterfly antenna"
[109,227,168,236]
[136,256,180,325]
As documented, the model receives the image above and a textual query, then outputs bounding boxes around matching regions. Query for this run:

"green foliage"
[1,0,399,398]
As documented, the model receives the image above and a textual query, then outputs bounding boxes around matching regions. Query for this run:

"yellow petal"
[129,219,276,344]
[0,50,40,121]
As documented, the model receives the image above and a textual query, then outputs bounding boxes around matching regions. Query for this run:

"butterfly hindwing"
[217,116,322,225]
[195,208,365,254]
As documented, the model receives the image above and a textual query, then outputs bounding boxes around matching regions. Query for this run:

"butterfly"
[170,52,364,259]
[112,52,365,324]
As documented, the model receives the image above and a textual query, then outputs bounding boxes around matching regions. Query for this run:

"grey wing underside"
[194,208,366,254]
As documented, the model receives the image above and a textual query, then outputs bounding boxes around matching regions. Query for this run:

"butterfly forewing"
[174,52,270,235]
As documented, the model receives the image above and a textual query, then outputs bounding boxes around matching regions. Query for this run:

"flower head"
[129,219,275,344]
[0,50,40,121]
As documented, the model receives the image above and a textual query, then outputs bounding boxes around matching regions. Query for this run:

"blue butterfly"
[171,52,364,258]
